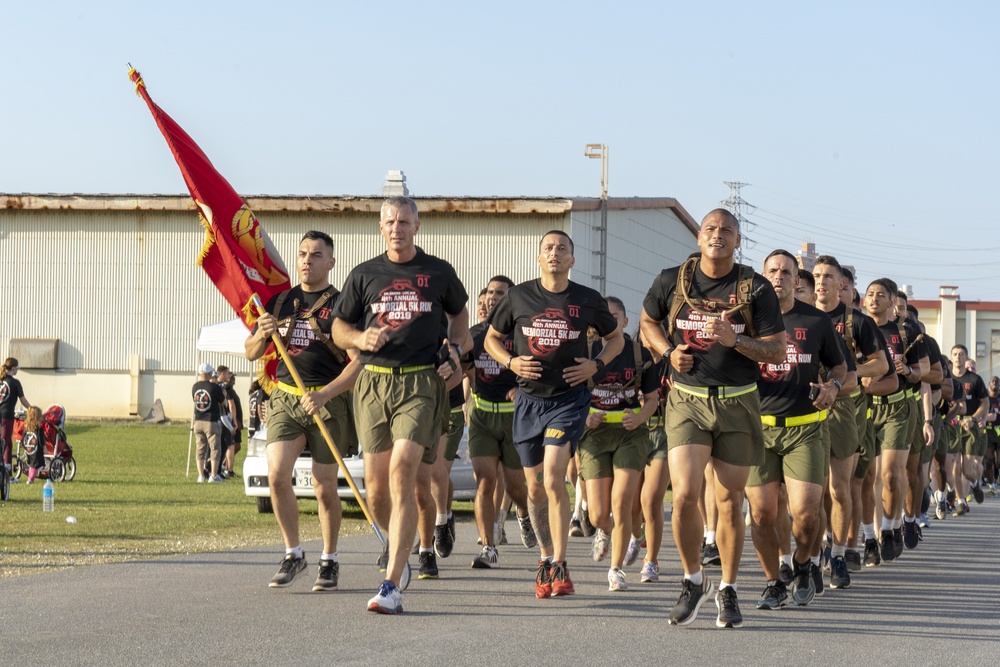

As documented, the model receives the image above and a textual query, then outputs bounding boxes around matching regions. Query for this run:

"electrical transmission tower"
[720,181,756,262]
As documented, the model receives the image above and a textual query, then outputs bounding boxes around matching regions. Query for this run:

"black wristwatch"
[832,378,843,391]
[593,358,606,375]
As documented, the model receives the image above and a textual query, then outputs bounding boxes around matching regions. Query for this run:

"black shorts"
[512,386,590,469]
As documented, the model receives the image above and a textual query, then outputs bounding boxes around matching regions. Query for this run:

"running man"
[949,344,989,511]
[641,209,786,628]
[485,230,623,598]
[245,230,362,591]
[331,196,470,614]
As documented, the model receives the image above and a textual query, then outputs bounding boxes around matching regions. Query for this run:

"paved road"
[4,497,998,666]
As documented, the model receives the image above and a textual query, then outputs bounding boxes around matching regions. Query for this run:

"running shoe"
[778,562,794,586]
[668,576,712,626]
[418,552,439,579]
[953,502,969,517]
[811,563,825,597]
[434,523,454,559]
[499,526,508,545]
[312,559,339,592]
[608,567,628,591]
[791,561,814,606]
[535,560,552,598]
[936,499,947,521]
[377,542,389,572]
[366,580,402,614]
[580,508,596,537]
[864,538,881,567]
[640,560,660,583]
[946,488,956,512]
[829,556,850,589]
[592,529,611,562]
[821,538,832,574]
[517,513,537,548]
[625,536,642,567]
[269,553,307,588]
[701,542,722,567]
[447,513,456,542]
[715,585,743,628]
[569,517,584,537]
[549,561,575,597]
[880,529,896,562]
[756,580,788,610]
[892,528,903,559]
[917,513,930,529]
[989,484,997,497]
[845,549,862,573]
[902,521,919,550]
[972,484,985,504]
[471,544,498,569]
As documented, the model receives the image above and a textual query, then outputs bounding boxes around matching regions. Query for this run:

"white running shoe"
[640,560,660,583]
[367,580,403,614]
[608,567,628,591]
[592,529,611,562]
[471,545,499,569]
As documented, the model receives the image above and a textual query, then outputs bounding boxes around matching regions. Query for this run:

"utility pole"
[720,181,756,262]
[585,143,608,294]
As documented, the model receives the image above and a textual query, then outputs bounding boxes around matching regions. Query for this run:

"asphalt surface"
[4,495,999,666]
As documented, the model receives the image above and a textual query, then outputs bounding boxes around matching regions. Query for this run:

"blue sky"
[4,1,998,301]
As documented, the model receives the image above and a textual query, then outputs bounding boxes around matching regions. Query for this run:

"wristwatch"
[733,334,742,348]
[832,378,843,391]
[594,358,606,375]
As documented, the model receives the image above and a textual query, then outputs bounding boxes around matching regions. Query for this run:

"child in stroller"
[12,404,76,482]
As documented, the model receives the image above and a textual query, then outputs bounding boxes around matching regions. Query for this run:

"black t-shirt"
[642,262,784,387]
[588,335,660,411]
[877,319,925,391]
[0,376,24,419]
[334,249,468,367]
[953,370,988,417]
[469,321,518,404]
[258,285,348,386]
[924,335,943,390]
[248,389,263,432]
[23,426,45,467]
[489,279,617,398]
[230,390,243,425]
[192,380,226,422]
[758,300,845,417]
[822,303,882,364]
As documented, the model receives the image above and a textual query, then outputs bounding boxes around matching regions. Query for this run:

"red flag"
[128,66,290,326]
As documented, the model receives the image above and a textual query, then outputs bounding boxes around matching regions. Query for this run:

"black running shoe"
[880,530,895,562]
[778,562,794,586]
[892,528,904,559]
[701,542,722,567]
[811,563,824,597]
[418,552,439,579]
[312,559,339,591]
[668,576,712,626]
[864,538,881,567]
[447,513,456,542]
[845,549,862,572]
[269,553,307,588]
[946,488,956,511]
[902,521,919,550]
[756,580,788,610]
[580,507,596,537]
[716,585,743,628]
[829,556,850,589]
[972,483,985,504]
[791,561,814,606]
[434,523,454,558]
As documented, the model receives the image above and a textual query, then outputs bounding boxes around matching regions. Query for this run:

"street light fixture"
[584,144,609,293]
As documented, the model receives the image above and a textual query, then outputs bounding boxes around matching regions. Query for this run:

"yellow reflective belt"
[364,364,434,375]
[673,382,757,399]
[760,410,828,428]
[589,407,639,424]
[473,394,515,413]
[276,381,325,396]
[647,417,664,427]
[867,408,873,419]
[850,388,862,398]
[871,390,906,405]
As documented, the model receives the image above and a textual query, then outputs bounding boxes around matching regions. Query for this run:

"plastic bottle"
[43,479,54,512]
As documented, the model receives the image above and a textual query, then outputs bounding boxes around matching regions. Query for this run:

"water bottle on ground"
[43,479,54,512]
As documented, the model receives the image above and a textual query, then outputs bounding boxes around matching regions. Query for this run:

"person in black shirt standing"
[1,357,31,478]
[486,231,623,599]
[332,197,470,614]
[192,363,226,483]
[641,209,786,629]
[247,230,362,592]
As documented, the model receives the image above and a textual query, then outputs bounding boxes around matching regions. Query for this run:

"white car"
[244,427,478,513]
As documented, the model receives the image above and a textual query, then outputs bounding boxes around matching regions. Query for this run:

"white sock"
[685,569,704,586]
[810,555,820,566]
[831,544,846,558]
[435,514,448,526]
[880,516,894,531]
[892,517,902,530]
[419,547,433,555]
[286,545,303,559]
[903,515,915,523]
[719,580,736,591]
[705,530,717,545]
[780,554,793,568]
[321,552,338,562]
[863,523,876,540]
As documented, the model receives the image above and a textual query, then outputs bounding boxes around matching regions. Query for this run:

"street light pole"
[584,143,608,294]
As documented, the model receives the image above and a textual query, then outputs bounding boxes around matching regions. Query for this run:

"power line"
[720,181,756,262]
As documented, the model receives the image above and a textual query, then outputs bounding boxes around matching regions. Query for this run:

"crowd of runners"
[244,198,1000,625]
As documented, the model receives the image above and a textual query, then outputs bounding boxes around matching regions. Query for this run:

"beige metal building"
[0,193,699,419]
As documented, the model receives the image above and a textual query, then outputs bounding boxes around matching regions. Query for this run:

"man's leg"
[266,439,308,549]
[828,454,857,551]
[312,461,342,555]
[543,442,574,563]
[640,458,670,565]
[904,452,923,518]
[523,462,552,560]
[712,458,751,587]
[472,455,500,545]
[609,467,641,569]
[668,444,714,578]
[881,449,908,521]
[747,482,781,581]
[386,439,426,586]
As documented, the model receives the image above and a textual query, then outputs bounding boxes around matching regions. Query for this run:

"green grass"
[0,421,372,579]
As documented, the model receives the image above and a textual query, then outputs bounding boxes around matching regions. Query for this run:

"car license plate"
[295,469,313,488]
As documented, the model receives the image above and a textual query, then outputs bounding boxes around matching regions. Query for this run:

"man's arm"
[331,317,389,353]
[300,352,363,416]
[733,332,787,365]
[857,350,889,379]
[564,326,625,387]
[485,325,541,380]
[923,359,944,385]
[245,312,277,361]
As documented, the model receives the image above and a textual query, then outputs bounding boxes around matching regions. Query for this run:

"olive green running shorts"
[267,389,357,464]
[747,421,827,487]
[354,367,447,465]
[578,423,649,479]
[666,387,764,468]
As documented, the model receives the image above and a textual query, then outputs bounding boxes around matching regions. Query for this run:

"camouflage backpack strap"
[667,256,699,339]
[734,263,758,339]
[303,289,348,365]
[270,288,296,350]
[632,335,651,393]
[844,306,858,361]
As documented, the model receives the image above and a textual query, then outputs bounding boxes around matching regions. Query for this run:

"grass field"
[0,421,373,579]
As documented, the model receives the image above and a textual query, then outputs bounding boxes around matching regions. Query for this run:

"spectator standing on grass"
[1,357,31,481]
[248,380,266,438]
[22,405,45,484]
[192,363,225,483]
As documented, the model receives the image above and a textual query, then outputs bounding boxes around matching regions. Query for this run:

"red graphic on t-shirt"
[23,431,38,456]
[371,279,432,331]
[964,382,973,400]
[193,389,212,413]
[760,341,808,383]
[522,308,581,357]
[476,339,513,384]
